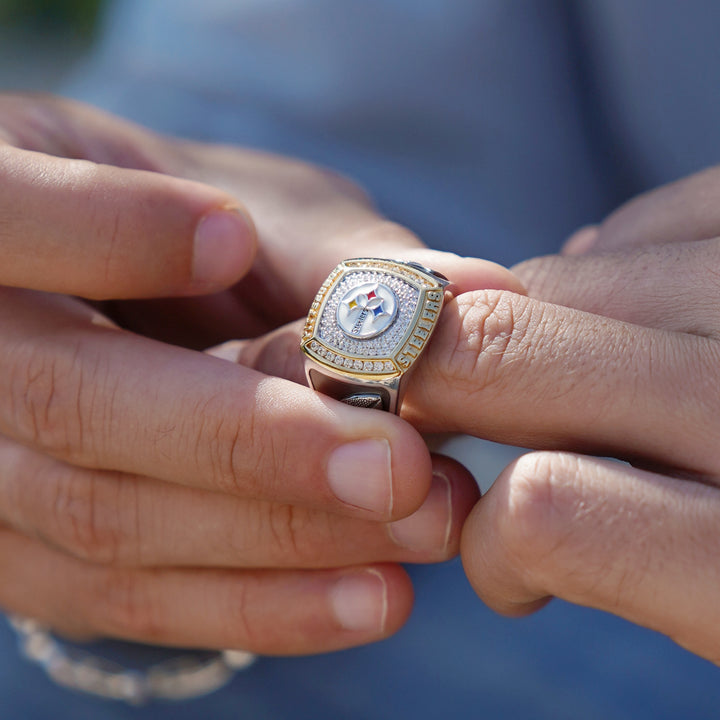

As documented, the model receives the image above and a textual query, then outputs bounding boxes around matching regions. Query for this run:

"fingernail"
[330,570,388,633]
[327,439,392,515]
[192,207,255,289]
[387,472,452,552]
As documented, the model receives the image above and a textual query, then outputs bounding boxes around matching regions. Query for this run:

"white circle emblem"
[336,282,398,339]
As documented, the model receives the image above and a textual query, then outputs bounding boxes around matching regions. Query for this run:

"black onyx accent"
[342,393,384,410]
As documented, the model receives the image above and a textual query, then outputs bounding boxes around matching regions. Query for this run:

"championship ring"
[301,258,453,413]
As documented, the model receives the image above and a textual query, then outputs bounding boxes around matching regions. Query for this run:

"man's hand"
[0,94,522,654]
[425,168,720,664]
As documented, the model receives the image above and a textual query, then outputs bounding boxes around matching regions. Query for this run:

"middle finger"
[0,435,478,567]
[513,239,720,335]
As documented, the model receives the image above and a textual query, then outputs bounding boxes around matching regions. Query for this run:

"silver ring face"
[317,268,420,369]
[336,281,399,339]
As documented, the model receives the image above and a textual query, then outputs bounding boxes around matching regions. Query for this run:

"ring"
[301,258,453,413]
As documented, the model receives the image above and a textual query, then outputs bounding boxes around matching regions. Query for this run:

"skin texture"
[0,94,529,653]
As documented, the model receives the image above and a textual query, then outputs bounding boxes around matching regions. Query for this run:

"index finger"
[404,288,719,475]
[0,289,432,521]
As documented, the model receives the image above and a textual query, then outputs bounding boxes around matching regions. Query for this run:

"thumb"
[0,144,257,299]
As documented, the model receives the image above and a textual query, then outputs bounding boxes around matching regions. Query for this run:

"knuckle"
[91,568,161,641]
[497,452,583,570]
[511,256,565,297]
[498,452,617,599]
[176,393,234,490]
[53,158,130,299]
[262,504,320,564]
[225,395,292,499]
[185,392,279,498]
[222,580,258,649]
[7,338,114,464]
[240,426,287,498]
[9,342,82,457]
[91,205,123,295]
[49,469,135,566]
[436,289,536,396]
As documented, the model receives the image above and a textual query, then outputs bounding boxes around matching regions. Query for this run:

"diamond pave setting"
[302,259,446,377]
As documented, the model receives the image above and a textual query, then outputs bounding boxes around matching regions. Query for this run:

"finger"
[179,143,430,329]
[0,528,412,654]
[0,290,432,520]
[208,325,306,382]
[0,144,256,298]
[178,143,428,306]
[461,452,720,663]
[579,166,720,253]
[402,288,720,476]
[0,434,478,567]
[101,293,253,351]
[513,239,720,335]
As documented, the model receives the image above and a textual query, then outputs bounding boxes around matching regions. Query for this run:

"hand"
[0,94,521,654]
[244,165,720,662]
[428,167,720,664]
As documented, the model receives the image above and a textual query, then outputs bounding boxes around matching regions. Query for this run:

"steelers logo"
[336,282,398,339]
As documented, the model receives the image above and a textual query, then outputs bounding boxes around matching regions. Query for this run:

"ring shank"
[305,366,400,413]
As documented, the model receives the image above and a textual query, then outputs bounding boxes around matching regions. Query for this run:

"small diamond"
[335,356,345,366]
[373,361,384,372]
[384,361,394,372]
[363,361,373,371]
[310,340,318,350]
[354,360,363,370]
[317,347,326,357]
[326,352,335,362]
